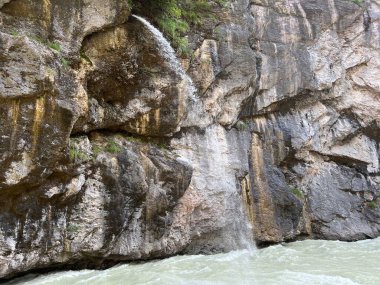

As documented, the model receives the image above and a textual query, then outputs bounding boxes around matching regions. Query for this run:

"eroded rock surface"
[0,0,380,279]
[0,134,193,277]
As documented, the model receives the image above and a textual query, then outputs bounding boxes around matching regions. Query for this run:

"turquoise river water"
[7,238,380,285]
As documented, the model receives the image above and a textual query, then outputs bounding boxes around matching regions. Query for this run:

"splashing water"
[132,15,196,100]
[7,238,380,285]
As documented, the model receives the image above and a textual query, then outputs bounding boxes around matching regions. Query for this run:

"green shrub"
[367,200,378,209]
[92,145,103,156]
[106,140,122,154]
[351,0,363,5]
[291,187,304,199]
[11,30,19,37]
[125,136,143,143]
[61,57,69,67]
[132,0,228,56]
[80,50,92,64]
[29,36,64,54]
[47,41,61,52]
[69,145,90,162]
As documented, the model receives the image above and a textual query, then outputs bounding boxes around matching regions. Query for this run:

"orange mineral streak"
[250,133,281,241]
[241,174,255,236]
[32,97,46,154]
[42,0,52,32]
[10,99,20,150]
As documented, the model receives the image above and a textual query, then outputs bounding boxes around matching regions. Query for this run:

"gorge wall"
[0,0,380,279]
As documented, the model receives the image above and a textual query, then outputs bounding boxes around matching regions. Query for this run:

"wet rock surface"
[0,0,380,279]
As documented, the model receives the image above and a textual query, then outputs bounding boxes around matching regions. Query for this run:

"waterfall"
[133,15,255,252]
[132,15,196,100]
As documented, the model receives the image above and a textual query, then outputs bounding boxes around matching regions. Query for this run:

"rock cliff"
[0,0,379,279]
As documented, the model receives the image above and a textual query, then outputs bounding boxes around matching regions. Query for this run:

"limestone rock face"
[1,0,380,279]
[177,0,380,245]
[0,31,77,191]
[0,0,130,58]
[74,18,188,136]
[0,134,193,277]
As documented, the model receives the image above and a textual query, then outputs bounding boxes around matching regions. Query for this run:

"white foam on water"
[9,238,380,285]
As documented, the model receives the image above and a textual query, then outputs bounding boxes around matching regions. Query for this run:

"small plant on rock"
[69,145,90,162]
[92,145,103,156]
[291,187,304,199]
[80,49,92,64]
[106,140,122,154]
[367,200,378,209]
[47,41,61,52]
[11,30,19,37]
[351,0,363,5]
[126,136,142,143]
[61,57,69,67]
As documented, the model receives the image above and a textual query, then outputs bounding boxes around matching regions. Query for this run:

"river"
[7,238,380,285]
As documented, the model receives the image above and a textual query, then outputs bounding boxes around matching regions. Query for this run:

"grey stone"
[1,0,380,279]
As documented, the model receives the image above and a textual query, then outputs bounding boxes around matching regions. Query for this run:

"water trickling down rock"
[0,0,379,280]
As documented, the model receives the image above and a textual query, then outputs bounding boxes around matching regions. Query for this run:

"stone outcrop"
[0,134,193,276]
[0,0,380,279]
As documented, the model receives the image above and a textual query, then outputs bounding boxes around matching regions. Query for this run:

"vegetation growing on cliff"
[290,187,304,199]
[351,0,363,5]
[131,0,227,55]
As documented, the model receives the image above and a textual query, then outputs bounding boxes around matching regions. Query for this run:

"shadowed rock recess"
[0,0,379,279]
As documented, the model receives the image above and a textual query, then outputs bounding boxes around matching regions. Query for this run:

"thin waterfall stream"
[132,15,196,100]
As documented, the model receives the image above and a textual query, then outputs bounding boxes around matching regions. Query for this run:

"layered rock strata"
[0,0,379,279]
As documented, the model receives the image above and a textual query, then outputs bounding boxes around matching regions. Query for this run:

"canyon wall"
[0,0,379,279]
